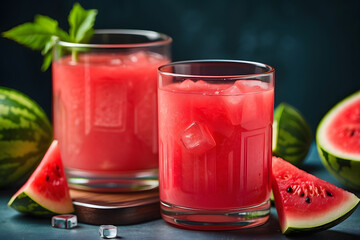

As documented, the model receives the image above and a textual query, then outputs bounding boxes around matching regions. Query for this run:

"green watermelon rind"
[0,86,53,187]
[272,103,312,166]
[8,192,57,216]
[284,200,359,235]
[316,90,360,190]
[317,145,360,190]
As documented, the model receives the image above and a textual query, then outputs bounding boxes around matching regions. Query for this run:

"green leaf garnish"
[34,15,60,34]
[2,3,97,71]
[2,21,55,51]
[68,3,97,43]
[41,51,53,72]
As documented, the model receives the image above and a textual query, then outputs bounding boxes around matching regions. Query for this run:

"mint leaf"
[2,15,67,72]
[82,28,95,43]
[55,28,71,42]
[2,23,55,51]
[68,3,97,43]
[2,3,97,71]
[34,15,58,33]
[41,51,52,72]
[35,15,70,42]
[42,36,58,55]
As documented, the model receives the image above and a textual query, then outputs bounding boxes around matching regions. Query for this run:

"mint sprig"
[2,3,97,71]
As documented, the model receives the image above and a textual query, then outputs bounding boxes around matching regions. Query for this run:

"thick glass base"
[65,168,158,192]
[160,200,270,230]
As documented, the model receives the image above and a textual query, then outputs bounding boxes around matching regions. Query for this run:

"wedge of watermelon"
[8,140,74,216]
[272,156,359,235]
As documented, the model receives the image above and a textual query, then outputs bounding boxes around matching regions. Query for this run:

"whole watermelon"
[0,86,52,187]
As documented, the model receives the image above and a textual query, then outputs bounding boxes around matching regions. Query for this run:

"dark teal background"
[1,0,360,134]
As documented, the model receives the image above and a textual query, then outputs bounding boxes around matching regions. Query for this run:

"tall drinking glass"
[52,30,171,191]
[158,60,274,230]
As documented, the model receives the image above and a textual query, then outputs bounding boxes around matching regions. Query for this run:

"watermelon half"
[8,140,74,216]
[316,90,360,190]
[272,156,359,235]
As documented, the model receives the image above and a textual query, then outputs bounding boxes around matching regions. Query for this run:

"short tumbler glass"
[52,30,171,191]
[158,60,274,230]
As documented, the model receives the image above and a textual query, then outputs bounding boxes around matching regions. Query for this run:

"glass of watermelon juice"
[52,30,171,191]
[158,60,275,230]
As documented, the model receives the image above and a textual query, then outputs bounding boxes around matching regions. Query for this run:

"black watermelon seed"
[305,196,311,203]
[326,191,333,197]
[300,192,305,197]
[286,187,293,193]
[46,176,49,181]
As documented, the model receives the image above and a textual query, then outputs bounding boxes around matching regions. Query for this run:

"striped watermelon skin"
[0,86,52,187]
[317,145,360,190]
[272,103,312,166]
[8,192,54,215]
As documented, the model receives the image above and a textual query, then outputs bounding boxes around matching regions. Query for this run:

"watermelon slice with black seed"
[8,140,74,216]
[272,156,359,235]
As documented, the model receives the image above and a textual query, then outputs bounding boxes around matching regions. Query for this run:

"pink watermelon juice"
[158,79,274,209]
[52,51,169,174]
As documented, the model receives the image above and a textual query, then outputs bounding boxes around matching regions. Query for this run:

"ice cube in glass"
[181,121,216,155]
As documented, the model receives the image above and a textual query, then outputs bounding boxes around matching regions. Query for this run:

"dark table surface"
[1,143,359,240]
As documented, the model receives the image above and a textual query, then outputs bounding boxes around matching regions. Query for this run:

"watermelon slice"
[317,90,360,190]
[272,156,359,235]
[8,140,74,216]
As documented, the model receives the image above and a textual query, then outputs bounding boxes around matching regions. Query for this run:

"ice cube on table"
[51,214,77,229]
[181,121,216,155]
[99,225,118,239]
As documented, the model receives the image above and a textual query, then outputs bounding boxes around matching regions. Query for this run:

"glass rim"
[56,29,172,48]
[158,60,275,79]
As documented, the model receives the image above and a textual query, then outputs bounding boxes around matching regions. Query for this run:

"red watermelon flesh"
[326,97,360,155]
[8,140,74,215]
[272,156,359,234]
